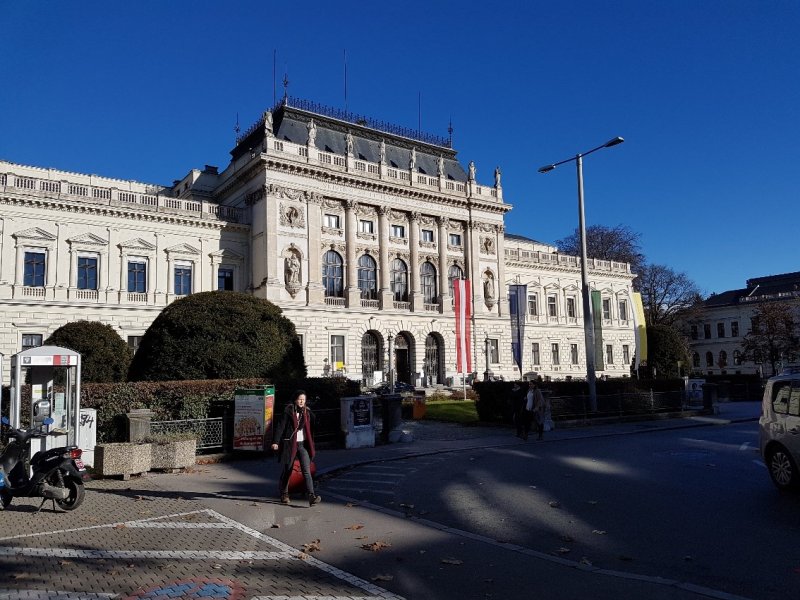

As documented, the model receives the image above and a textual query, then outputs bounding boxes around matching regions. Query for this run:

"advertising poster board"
[233,386,275,451]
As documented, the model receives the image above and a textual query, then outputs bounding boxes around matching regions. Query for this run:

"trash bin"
[701,383,718,414]
[380,393,403,442]
[413,391,426,420]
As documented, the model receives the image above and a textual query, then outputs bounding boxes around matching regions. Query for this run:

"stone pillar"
[265,191,281,301]
[496,224,507,317]
[68,245,78,289]
[345,200,360,306]
[306,193,324,305]
[437,216,450,313]
[409,212,421,310]
[378,205,392,308]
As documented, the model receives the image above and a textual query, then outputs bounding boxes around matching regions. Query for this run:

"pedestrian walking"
[512,381,530,440]
[530,381,546,440]
[271,390,322,507]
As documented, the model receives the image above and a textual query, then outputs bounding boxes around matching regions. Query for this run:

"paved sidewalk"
[0,401,761,600]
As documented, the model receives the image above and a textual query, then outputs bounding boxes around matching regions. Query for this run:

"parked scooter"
[0,416,88,512]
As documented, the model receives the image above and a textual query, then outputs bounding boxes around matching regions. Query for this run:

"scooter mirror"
[43,417,55,426]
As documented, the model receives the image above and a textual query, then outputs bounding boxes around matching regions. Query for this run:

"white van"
[759,368,800,490]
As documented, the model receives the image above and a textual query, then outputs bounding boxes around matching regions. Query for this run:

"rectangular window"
[323,214,341,229]
[717,323,725,338]
[528,294,538,316]
[21,333,43,352]
[489,339,499,363]
[623,344,630,365]
[570,343,579,365]
[330,335,345,371]
[128,260,147,293]
[391,224,405,238]
[551,343,560,365]
[619,299,628,321]
[77,256,98,290]
[421,229,434,243]
[359,219,374,234]
[566,297,576,318]
[690,325,698,340]
[449,233,462,246]
[174,264,192,296]
[606,344,614,364]
[547,295,557,317]
[127,336,143,353]
[217,267,234,291]
[531,342,540,365]
[731,321,739,337]
[704,324,711,339]
[24,251,46,287]
[602,298,611,320]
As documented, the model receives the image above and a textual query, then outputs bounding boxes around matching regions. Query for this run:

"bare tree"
[740,302,799,376]
[556,224,646,277]
[638,264,701,326]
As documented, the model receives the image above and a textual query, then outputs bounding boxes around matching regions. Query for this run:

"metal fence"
[550,391,684,421]
[150,417,226,451]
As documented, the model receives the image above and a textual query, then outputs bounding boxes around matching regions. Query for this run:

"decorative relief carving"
[322,198,342,209]
[436,216,450,228]
[449,221,464,232]
[279,203,306,228]
[418,215,434,226]
[447,244,464,253]
[321,226,344,237]
[355,204,376,217]
[268,184,307,201]
[420,255,439,268]
[408,211,421,222]
[480,236,495,255]
[389,236,408,246]
[356,232,377,242]
[376,205,391,216]
[345,199,358,211]
[389,209,406,221]
[320,241,346,252]
[244,185,267,206]
[306,192,323,205]
[420,241,436,250]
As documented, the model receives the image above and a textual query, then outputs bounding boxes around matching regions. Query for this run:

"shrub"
[127,291,306,382]
[44,321,132,383]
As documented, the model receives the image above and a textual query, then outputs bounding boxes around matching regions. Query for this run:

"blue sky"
[1,1,797,295]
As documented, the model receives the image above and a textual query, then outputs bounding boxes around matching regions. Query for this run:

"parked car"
[759,368,800,490]
[372,381,415,395]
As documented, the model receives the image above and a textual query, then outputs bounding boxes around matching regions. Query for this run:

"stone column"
[68,245,77,289]
[345,200,360,306]
[437,216,450,313]
[496,224,507,317]
[378,205,392,308]
[306,193,324,305]
[467,219,482,308]
[409,212,421,310]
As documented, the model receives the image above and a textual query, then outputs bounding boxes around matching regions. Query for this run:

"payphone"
[7,346,82,454]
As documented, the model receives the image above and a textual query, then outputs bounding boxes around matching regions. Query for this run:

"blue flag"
[508,284,527,376]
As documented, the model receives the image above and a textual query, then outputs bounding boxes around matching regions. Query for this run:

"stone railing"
[504,248,631,274]
[1,166,246,224]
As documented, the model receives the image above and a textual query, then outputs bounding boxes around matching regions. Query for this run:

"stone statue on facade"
[263,111,273,136]
[468,160,476,182]
[307,119,317,147]
[379,139,386,164]
[285,252,301,298]
[346,132,354,155]
[438,154,445,178]
[409,147,416,171]
[494,166,502,187]
[484,275,495,302]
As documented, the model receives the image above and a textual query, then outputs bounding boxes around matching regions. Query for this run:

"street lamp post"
[538,137,624,413]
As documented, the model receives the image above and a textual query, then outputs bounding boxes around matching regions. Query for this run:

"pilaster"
[409,212,422,310]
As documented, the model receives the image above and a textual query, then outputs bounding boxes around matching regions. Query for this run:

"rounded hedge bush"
[127,291,307,382]
[44,321,133,383]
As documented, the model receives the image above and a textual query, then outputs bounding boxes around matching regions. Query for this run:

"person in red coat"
[271,390,321,507]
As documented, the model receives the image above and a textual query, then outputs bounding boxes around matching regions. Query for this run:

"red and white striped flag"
[454,279,472,374]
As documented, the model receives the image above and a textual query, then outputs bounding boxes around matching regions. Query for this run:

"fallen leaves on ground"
[133,495,153,501]
[302,539,322,553]
[548,501,561,508]
[361,541,391,552]
[554,547,571,555]
[345,523,365,530]
[441,558,463,565]
[372,574,394,581]
[114,524,127,529]
[592,530,607,535]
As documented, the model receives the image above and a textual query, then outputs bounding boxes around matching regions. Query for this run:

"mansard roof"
[232,99,469,182]
[703,271,800,308]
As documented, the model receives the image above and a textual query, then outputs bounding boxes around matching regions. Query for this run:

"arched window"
[322,250,343,297]
[357,254,377,300]
[733,350,742,366]
[447,264,463,299]
[421,261,437,304]
[391,258,408,302]
[705,352,714,367]
[693,352,700,368]
[719,350,728,367]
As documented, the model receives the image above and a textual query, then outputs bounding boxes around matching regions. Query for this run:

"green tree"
[740,302,799,376]
[127,291,307,382]
[44,321,133,383]
[646,324,690,378]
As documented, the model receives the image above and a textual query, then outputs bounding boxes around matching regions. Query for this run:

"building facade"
[686,272,800,377]
[0,99,637,385]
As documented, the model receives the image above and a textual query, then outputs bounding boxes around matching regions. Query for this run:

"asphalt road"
[321,421,800,600]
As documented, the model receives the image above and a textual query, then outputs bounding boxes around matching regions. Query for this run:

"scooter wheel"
[49,474,85,511]
[0,489,11,510]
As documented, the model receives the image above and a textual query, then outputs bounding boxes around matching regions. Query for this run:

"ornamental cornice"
[0,195,245,232]
[504,260,637,281]
[263,156,511,215]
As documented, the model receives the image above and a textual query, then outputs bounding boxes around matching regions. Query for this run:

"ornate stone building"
[0,99,637,385]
